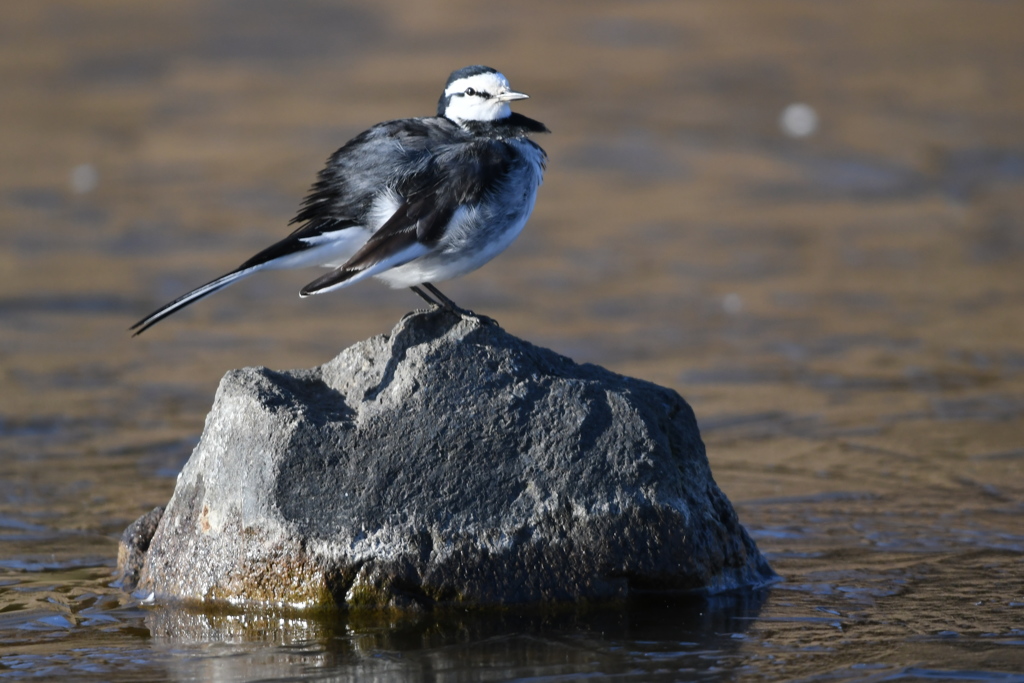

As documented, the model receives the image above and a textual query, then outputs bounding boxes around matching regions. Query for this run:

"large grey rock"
[122,309,775,609]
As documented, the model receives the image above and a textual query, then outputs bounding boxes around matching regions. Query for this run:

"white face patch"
[442,71,525,124]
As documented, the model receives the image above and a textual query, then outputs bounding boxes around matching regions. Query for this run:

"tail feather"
[130,267,260,336]
[300,242,430,297]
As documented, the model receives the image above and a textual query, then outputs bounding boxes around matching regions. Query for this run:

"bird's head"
[437,66,529,125]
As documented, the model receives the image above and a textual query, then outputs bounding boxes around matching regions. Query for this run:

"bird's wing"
[235,120,445,271]
[298,188,456,295]
[130,119,452,334]
[299,133,520,296]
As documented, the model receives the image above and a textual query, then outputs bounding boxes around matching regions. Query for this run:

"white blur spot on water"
[70,163,99,194]
[722,293,743,315]
[780,103,819,138]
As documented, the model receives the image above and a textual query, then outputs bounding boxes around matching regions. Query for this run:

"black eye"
[464,87,476,96]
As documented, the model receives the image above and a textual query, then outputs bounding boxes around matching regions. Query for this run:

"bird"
[130,65,548,336]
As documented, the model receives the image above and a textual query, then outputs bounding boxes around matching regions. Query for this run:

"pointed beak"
[497,90,529,102]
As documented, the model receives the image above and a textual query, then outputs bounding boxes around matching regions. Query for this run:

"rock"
[116,505,163,591]
[124,309,776,609]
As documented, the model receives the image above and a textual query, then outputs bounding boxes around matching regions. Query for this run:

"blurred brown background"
[1,1,1022,679]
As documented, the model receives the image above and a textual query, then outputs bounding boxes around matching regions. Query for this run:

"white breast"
[377,139,545,288]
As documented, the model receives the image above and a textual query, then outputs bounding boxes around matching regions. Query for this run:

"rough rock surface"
[116,505,163,590]
[121,309,775,609]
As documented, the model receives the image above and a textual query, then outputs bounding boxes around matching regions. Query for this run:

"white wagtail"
[131,65,548,335]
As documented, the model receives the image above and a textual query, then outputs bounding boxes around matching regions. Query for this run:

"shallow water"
[2,1,1023,680]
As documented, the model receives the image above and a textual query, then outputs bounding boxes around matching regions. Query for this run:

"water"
[2,1,1023,680]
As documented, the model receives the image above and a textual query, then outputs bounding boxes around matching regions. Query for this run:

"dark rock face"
[116,505,163,590]
[124,309,775,609]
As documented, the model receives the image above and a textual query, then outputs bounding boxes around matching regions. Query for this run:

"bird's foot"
[410,284,497,325]
[456,308,498,326]
[438,300,498,327]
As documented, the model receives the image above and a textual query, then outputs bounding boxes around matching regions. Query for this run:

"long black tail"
[129,266,259,336]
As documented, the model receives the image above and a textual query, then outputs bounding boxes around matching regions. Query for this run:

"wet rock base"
[119,309,775,610]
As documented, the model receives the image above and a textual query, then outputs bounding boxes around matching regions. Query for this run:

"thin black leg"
[410,283,495,325]
[410,285,440,307]
[421,283,469,314]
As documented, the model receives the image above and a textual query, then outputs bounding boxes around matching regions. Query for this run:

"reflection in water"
[1,0,1023,680]
[144,591,770,682]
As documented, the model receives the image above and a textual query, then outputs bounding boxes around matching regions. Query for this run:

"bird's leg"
[410,285,440,307]
[421,283,472,315]
[421,283,459,310]
[413,282,497,325]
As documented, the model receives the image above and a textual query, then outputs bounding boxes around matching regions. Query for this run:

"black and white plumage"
[130,65,548,336]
